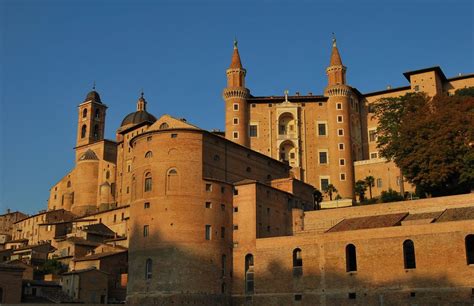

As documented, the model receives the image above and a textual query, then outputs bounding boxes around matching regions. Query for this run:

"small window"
[171,133,178,138]
[369,130,377,142]
[159,122,169,129]
[205,202,212,208]
[338,143,344,150]
[82,108,88,118]
[346,244,357,272]
[233,131,239,139]
[95,109,100,119]
[414,85,420,92]
[403,240,416,269]
[245,254,254,294]
[233,103,239,111]
[93,124,100,139]
[205,225,212,240]
[113,214,117,222]
[233,188,238,195]
[221,204,225,211]
[337,115,343,123]
[246,167,251,172]
[233,207,238,212]
[249,125,258,137]
[465,235,474,265]
[339,159,345,166]
[221,186,225,193]
[205,183,212,192]
[294,294,302,301]
[221,254,226,277]
[320,178,329,191]
[293,248,302,268]
[145,151,153,158]
[145,258,152,279]
[67,181,71,188]
[337,128,344,136]
[105,170,110,179]
[143,225,149,237]
[340,173,346,181]
[144,202,150,209]
[370,152,378,159]
[147,136,152,141]
[319,151,328,164]
[144,172,152,192]
[317,123,327,136]
[81,125,87,138]
[377,178,382,188]
[348,292,356,299]
[233,225,239,230]
[337,103,342,110]
[221,227,225,239]
[233,117,239,125]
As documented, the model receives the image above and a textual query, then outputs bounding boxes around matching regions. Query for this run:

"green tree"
[324,184,338,201]
[354,180,367,202]
[454,86,474,97]
[313,189,323,209]
[380,189,404,203]
[372,92,474,196]
[364,176,375,199]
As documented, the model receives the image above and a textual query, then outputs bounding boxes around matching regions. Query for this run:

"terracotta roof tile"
[326,212,408,233]
[435,206,474,223]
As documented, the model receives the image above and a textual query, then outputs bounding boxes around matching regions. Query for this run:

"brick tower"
[324,37,355,199]
[223,40,250,147]
[76,88,107,148]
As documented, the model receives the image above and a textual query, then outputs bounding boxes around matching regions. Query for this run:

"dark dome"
[79,149,99,161]
[120,110,157,127]
[84,90,102,103]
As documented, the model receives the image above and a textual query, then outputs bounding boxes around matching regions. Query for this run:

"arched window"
[245,254,254,294]
[145,151,153,158]
[346,244,357,272]
[95,109,100,119]
[67,181,71,188]
[466,235,474,265]
[159,122,169,130]
[403,240,416,269]
[293,248,303,277]
[167,169,178,192]
[81,125,87,138]
[279,140,296,166]
[144,172,152,192]
[82,108,87,118]
[93,124,100,139]
[145,258,152,279]
[105,171,110,180]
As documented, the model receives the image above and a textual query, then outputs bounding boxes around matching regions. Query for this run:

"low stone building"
[0,263,24,303]
[61,267,108,303]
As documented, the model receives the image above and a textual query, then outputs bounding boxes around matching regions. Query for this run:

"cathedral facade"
[43,39,474,305]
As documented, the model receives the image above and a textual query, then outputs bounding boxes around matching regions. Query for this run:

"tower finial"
[92,81,96,90]
[332,32,337,47]
[140,88,144,98]
[284,89,289,102]
[233,36,238,49]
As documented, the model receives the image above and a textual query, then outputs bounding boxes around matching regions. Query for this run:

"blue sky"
[1,0,473,214]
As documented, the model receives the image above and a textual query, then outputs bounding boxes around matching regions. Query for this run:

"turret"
[324,36,354,200]
[223,40,250,147]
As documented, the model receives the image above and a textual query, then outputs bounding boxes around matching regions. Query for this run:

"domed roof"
[120,110,157,127]
[79,149,99,161]
[84,90,102,103]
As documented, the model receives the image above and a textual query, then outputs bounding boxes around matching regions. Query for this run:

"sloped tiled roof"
[403,211,443,221]
[435,206,474,223]
[326,213,408,233]
[82,223,115,237]
[74,250,127,262]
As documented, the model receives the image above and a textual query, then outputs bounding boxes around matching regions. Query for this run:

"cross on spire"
[332,32,337,47]
[92,81,96,90]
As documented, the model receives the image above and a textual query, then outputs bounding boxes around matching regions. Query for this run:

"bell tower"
[76,88,107,148]
[223,40,250,147]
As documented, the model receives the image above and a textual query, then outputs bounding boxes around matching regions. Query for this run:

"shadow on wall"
[126,223,233,306]
[232,257,474,306]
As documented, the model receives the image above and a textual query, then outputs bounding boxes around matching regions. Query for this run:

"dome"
[79,149,99,161]
[120,110,157,127]
[84,90,102,103]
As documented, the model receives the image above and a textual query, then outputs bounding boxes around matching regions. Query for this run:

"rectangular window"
[114,214,117,222]
[339,143,344,150]
[233,207,238,212]
[221,204,225,211]
[233,225,239,230]
[221,227,225,239]
[205,183,212,192]
[233,131,239,139]
[143,225,149,237]
[377,178,382,188]
[338,128,344,136]
[317,123,327,136]
[144,178,152,192]
[221,186,225,193]
[340,173,346,181]
[233,117,239,125]
[249,125,258,137]
[414,85,419,92]
[320,178,329,191]
[171,133,178,138]
[147,136,152,141]
[369,129,377,142]
[370,152,378,159]
[233,103,239,111]
[205,225,212,240]
[144,202,150,209]
[339,158,345,166]
[319,151,328,164]
[337,115,343,123]
[233,188,238,195]
[337,103,342,110]
[205,202,212,208]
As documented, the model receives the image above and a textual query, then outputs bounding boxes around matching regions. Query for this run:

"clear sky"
[1,0,473,214]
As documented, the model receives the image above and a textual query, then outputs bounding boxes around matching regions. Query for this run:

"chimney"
[295,91,300,96]
[387,85,392,90]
